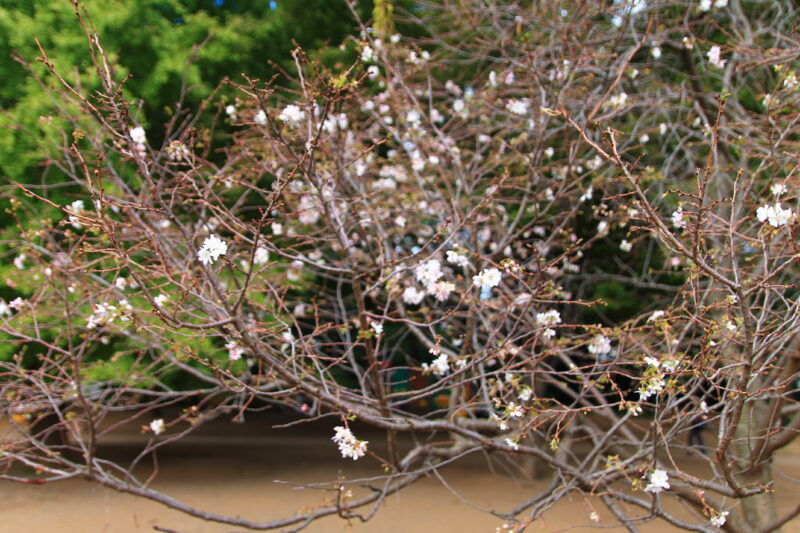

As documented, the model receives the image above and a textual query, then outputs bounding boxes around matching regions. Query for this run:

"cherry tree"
[1,0,800,531]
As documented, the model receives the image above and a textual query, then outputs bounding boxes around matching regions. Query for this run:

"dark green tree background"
[0,0,371,183]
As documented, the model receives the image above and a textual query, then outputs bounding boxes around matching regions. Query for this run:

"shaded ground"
[1,413,799,532]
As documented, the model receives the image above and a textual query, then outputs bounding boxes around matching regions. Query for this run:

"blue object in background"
[597,350,617,363]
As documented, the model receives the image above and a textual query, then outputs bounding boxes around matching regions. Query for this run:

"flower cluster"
[68,200,85,230]
[473,268,502,290]
[415,259,443,288]
[504,98,531,115]
[536,309,561,339]
[638,356,677,401]
[129,126,147,157]
[197,235,228,265]
[588,334,612,358]
[87,302,118,329]
[8,298,25,312]
[422,347,450,377]
[278,104,305,125]
[166,140,190,161]
[402,286,425,305]
[699,0,727,11]
[402,257,462,304]
[644,469,670,493]
[430,281,455,302]
[225,340,245,361]
[605,92,628,109]
[536,309,561,326]
[707,46,726,69]
[446,250,469,267]
[332,426,368,460]
[149,419,165,435]
[756,202,793,227]
[671,208,689,229]
[638,375,666,402]
[253,246,270,266]
[771,183,787,196]
[710,510,728,527]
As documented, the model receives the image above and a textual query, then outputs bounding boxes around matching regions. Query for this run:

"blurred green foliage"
[0,0,371,183]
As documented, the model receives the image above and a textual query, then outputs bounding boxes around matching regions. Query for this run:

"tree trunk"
[734,400,781,532]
